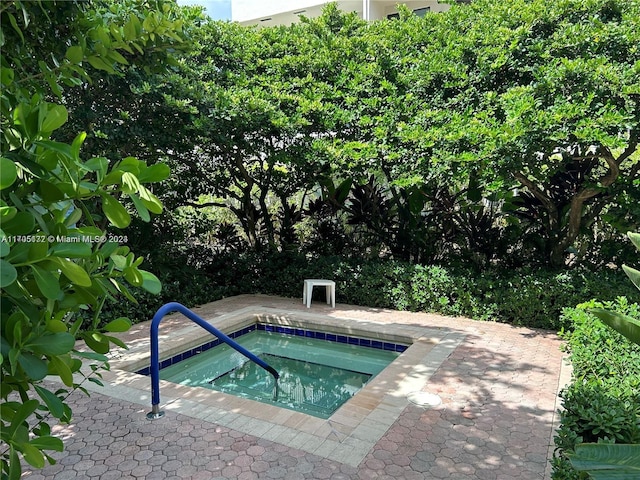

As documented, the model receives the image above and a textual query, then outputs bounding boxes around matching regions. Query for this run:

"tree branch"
[512,171,556,213]
[181,200,227,209]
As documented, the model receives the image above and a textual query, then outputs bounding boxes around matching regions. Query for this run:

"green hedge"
[552,299,640,479]
[102,250,638,330]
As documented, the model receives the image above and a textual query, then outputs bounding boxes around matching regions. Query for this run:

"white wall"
[232,0,323,22]
[232,0,450,24]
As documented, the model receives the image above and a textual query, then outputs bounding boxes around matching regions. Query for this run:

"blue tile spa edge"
[136,323,408,376]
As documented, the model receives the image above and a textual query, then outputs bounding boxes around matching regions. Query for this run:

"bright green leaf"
[82,332,110,355]
[1,206,17,223]
[121,171,141,194]
[110,254,127,270]
[51,242,92,258]
[10,399,39,433]
[0,157,18,190]
[622,265,640,292]
[46,319,68,333]
[41,105,68,132]
[29,435,64,452]
[102,194,131,228]
[123,266,143,286]
[1,66,14,86]
[28,240,48,263]
[137,162,170,183]
[591,308,640,346]
[138,186,163,214]
[9,448,20,480]
[21,443,45,468]
[53,257,92,286]
[129,193,150,222]
[109,49,129,65]
[65,45,83,64]
[103,317,132,333]
[84,156,108,174]
[87,55,114,73]
[140,269,161,295]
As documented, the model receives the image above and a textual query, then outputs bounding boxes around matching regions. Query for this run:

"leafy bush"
[553,299,640,479]
[0,1,191,477]
[108,250,639,331]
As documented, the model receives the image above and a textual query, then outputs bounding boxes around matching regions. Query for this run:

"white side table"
[303,279,336,308]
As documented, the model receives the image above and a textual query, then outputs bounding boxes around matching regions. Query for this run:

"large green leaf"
[53,257,92,287]
[48,356,73,386]
[129,193,150,222]
[82,332,110,355]
[103,317,131,333]
[31,265,61,300]
[65,45,83,64]
[9,399,39,433]
[9,449,20,480]
[20,443,45,468]
[568,443,640,479]
[137,162,170,183]
[140,269,161,294]
[101,194,131,228]
[50,242,92,258]
[0,259,17,287]
[26,332,75,356]
[590,309,640,346]
[622,265,640,292]
[41,104,68,132]
[34,386,65,419]
[0,157,18,190]
[138,186,163,214]
[18,353,48,381]
[29,435,64,452]
[2,211,35,235]
[39,180,66,201]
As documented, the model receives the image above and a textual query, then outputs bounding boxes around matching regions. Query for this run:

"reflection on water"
[210,353,372,418]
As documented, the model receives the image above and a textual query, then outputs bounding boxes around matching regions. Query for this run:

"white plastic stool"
[303,279,336,308]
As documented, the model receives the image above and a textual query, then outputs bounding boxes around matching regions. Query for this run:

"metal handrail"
[146,302,279,419]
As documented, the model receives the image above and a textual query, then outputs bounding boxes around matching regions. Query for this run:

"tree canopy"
[137,0,637,266]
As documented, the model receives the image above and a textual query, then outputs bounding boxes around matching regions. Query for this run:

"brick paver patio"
[21,294,567,479]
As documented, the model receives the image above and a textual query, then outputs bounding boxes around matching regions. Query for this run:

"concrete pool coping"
[94,306,465,467]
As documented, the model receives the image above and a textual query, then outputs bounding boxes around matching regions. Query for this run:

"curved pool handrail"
[147,302,279,419]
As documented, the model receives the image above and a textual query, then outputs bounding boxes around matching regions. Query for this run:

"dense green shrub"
[106,250,638,330]
[553,299,640,479]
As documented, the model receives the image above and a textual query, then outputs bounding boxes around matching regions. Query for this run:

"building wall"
[231,0,450,26]
[232,0,322,23]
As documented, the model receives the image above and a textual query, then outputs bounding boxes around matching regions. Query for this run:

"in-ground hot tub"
[106,303,463,467]
[136,322,407,418]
